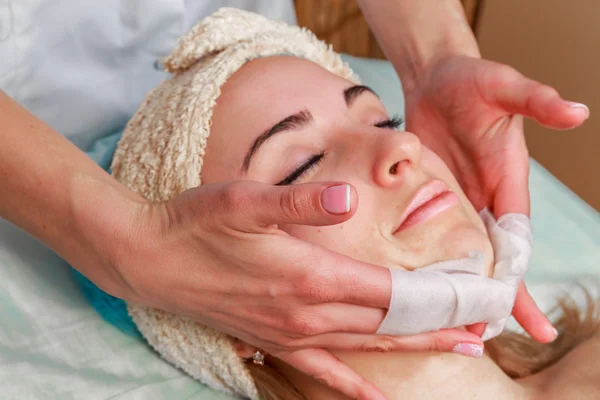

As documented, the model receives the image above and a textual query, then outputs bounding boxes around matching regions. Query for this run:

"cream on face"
[202,56,493,274]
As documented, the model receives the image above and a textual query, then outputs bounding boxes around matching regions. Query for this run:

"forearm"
[357,0,480,91]
[0,91,144,295]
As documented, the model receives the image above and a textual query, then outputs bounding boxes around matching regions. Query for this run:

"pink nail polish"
[452,343,484,358]
[321,185,351,214]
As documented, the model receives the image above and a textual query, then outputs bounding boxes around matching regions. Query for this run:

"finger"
[490,68,589,129]
[300,250,392,309]
[531,98,590,130]
[281,303,386,338]
[492,160,530,217]
[290,329,484,356]
[466,323,486,337]
[279,348,388,400]
[230,181,359,227]
[512,282,557,343]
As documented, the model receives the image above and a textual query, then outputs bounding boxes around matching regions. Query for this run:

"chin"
[446,223,491,255]
[439,201,490,247]
[392,208,493,274]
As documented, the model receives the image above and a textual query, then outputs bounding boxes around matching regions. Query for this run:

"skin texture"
[208,56,598,400]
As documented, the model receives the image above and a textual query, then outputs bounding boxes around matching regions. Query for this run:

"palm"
[405,56,529,215]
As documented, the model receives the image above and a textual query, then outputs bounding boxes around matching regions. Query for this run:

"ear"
[232,338,259,358]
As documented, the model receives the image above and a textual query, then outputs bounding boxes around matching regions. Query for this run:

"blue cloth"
[74,131,142,339]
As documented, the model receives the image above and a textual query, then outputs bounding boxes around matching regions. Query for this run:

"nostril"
[389,162,399,175]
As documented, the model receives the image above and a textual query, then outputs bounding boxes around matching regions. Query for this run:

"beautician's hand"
[114,181,488,400]
[404,55,589,342]
[0,91,501,400]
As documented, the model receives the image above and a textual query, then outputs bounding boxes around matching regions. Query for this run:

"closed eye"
[374,114,403,130]
[276,152,325,186]
[275,114,403,186]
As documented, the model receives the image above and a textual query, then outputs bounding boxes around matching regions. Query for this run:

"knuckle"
[361,336,396,353]
[219,183,251,213]
[314,370,338,389]
[279,186,314,221]
[307,280,333,304]
[294,252,338,304]
[297,271,336,304]
[285,312,321,337]
[427,335,445,353]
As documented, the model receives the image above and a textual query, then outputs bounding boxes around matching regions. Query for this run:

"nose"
[372,130,422,187]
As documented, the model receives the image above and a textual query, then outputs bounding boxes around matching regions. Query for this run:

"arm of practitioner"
[357,0,589,343]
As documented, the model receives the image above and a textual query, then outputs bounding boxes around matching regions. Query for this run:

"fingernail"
[452,343,484,358]
[321,184,351,214]
[548,326,559,341]
[565,101,590,116]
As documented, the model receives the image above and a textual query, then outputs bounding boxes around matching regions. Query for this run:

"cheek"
[281,223,361,260]
[280,207,380,264]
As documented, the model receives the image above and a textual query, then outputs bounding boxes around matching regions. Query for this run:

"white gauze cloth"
[377,209,533,341]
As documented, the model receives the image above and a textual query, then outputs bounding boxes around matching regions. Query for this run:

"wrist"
[69,175,150,300]
[357,0,480,93]
[397,34,481,94]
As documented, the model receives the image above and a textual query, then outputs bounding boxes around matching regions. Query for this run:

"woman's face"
[203,56,493,272]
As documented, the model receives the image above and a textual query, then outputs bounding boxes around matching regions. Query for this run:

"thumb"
[492,168,530,217]
[240,181,358,227]
[489,67,589,129]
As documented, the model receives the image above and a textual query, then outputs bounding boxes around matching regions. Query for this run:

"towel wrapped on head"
[111,7,358,399]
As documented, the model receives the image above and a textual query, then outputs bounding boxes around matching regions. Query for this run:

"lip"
[393,180,459,234]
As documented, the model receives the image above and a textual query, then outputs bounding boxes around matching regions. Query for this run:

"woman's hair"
[487,287,600,378]
[246,286,600,400]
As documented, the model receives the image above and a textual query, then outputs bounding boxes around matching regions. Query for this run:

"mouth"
[393,179,459,234]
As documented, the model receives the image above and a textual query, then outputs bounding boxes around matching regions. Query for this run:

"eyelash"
[374,114,403,130]
[276,152,325,186]
[276,114,404,185]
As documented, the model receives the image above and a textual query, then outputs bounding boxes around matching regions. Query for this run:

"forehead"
[217,56,350,111]
[203,56,352,183]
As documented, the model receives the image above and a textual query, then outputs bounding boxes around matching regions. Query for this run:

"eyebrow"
[344,85,378,107]
[241,85,378,173]
[242,109,314,172]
